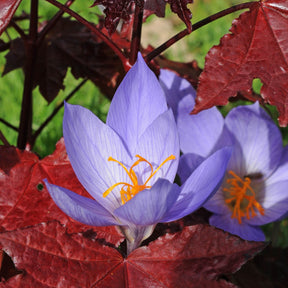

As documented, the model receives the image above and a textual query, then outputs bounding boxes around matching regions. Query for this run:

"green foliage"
[0,0,108,157]
[162,0,244,66]
[32,71,110,157]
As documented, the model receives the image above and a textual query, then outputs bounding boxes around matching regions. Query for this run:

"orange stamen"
[103,154,175,204]
[223,170,265,224]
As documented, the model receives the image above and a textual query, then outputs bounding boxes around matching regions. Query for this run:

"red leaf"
[0,143,265,286]
[0,221,122,287]
[93,0,166,34]
[167,0,193,32]
[127,225,265,287]
[0,139,123,244]
[0,249,21,281]
[0,223,264,287]
[193,0,288,126]
[92,0,133,34]
[154,54,202,88]
[93,0,192,34]
[3,18,125,102]
[233,246,288,287]
[0,0,22,36]
[145,0,166,17]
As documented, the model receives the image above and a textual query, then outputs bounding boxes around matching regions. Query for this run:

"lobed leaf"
[0,139,123,244]
[3,18,124,102]
[0,221,122,287]
[0,0,22,36]
[0,141,266,286]
[0,221,265,287]
[93,0,193,34]
[92,0,133,34]
[193,0,288,126]
[166,0,193,32]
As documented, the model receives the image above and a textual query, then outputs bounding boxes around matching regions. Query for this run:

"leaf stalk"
[45,0,130,71]
[129,0,144,65]
[145,1,255,62]
[17,0,39,149]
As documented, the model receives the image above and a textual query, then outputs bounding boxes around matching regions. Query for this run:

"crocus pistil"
[103,154,176,204]
[224,171,265,224]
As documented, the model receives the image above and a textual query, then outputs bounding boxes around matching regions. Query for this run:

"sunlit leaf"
[193,0,288,126]
[0,0,22,36]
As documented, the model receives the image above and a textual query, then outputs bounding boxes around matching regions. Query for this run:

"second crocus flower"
[160,69,288,242]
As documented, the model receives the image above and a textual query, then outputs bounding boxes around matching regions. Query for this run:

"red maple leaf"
[92,0,133,34]
[145,0,166,17]
[92,0,193,34]
[0,0,22,35]
[0,139,123,243]
[3,18,125,103]
[166,0,193,32]
[193,0,288,126]
[0,222,265,287]
[0,141,266,286]
[0,221,123,287]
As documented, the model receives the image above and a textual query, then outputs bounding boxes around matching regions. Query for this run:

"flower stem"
[129,0,144,65]
[145,1,255,62]
[0,130,10,146]
[17,0,39,149]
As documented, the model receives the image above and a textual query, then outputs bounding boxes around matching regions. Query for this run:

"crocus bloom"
[160,69,288,242]
[44,53,231,254]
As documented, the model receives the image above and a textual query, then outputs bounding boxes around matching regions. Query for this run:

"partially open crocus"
[44,53,231,254]
[160,69,288,242]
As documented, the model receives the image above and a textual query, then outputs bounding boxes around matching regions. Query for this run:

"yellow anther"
[223,170,265,224]
[103,154,175,204]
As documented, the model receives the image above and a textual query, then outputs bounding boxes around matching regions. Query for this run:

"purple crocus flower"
[44,54,231,254]
[160,69,288,242]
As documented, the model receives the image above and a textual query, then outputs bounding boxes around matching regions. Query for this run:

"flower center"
[223,170,265,224]
[103,154,176,204]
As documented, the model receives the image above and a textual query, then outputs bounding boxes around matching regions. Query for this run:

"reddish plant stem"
[129,0,144,65]
[37,0,74,47]
[17,0,39,149]
[0,130,10,146]
[45,0,129,71]
[0,118,18,132]
[145,1,255,63]
[9,21,28,40]
[30,78,87,147]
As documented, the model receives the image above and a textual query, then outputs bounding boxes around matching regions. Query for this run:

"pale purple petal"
[44,180,119,226]
[242,101,271,121]
[177,153,205,184]
[114,179,181,225]
[122,225,155,255]
[247,180,288,225]
[159,69,196,118]
[63,102,132,211]
[225,103,283,176]
[161,147,232,222]
[264,145,288,185]
[210,214,265,241]
[177,95,225,157]
[106,53,167,152]
[135,109,179,184]
[204,186,231,215]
